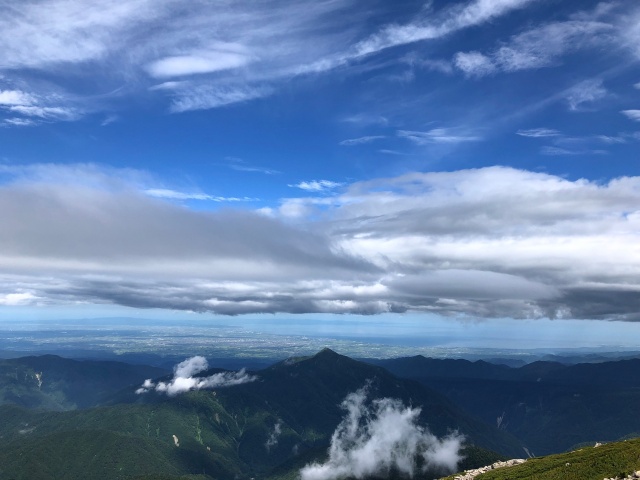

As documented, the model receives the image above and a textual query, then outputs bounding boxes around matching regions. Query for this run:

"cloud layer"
[136,356,256,396]
[2,164,640,320]
[300,385,463,480]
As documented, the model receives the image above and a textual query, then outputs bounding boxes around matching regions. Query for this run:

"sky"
[1,0,640,339]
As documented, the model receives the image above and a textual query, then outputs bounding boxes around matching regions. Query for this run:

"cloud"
[341,115,389,127]
[0,0,543,116]
[0,90,35,106]
[621,110,640,122]
[8,105,79,120]
[398,129,481,145]
[146,43,252,78]
[136,356,256,396]
[2,118,38,127]
[167,85,272,113]
[565,79,607,111]
[265,421,282,451]
[540,146,607,156]
[453,5,616,77]
[353,0,537,58]
[299,385,463,480]
[223,157,280,175]
[339,136,386,146]
[453,51,495,77]
[0,292,38,306]
[290,180,343,192]
[3,163,640,320]
[516,128,561,138]
[144,189,256,202]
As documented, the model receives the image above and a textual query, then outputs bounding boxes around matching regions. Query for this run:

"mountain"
[374,356,640,455]
[0,355,168,410]
[0,349,520,480]
[441,438,640,480]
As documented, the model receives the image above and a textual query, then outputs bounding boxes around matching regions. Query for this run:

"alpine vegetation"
[135,355,256,396]
[300,385,464,480]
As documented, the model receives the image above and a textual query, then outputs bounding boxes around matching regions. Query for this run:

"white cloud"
[0,90,35,106]
[265,421,282,451]
[516,128,561,138]
[621,110,640,122]
[339,136,386,146]
[290,180,343,192]
[565,79,607,110]
[136,355,257,396]
[398,129,481,145]
[9,105,79,120]
[300,385,463,480]
[168,85,272,113]
[0,292,37,306]
[354,0,537,58]
[2,118,38,127]
[453,51,495,77]
[453,6,616,77]
[146,44,252,78]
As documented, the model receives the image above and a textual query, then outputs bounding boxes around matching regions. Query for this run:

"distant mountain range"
[371,355,640,455]
[0,349,639,479]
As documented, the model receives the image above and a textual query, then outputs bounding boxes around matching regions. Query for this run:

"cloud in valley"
[265,421,283,451]
[136,356,256,396]
[300,385,463,480]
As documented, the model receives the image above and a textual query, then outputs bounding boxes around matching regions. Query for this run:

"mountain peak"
[315,347,340,358]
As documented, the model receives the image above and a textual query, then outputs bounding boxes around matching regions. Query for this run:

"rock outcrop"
[445,459,527,480]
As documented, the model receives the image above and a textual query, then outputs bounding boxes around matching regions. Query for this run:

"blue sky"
[1,0,640,340]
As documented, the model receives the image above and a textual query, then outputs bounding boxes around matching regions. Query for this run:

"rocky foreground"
[604,472,640,480]
[442,459,527,480]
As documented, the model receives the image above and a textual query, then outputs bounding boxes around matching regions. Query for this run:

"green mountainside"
[441,438,640,480]
[0,355,167,410]
[0,349,520,480]
[2,350,638,480]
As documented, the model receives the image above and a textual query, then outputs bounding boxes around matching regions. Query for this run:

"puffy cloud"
[300,385,463,480]
[136,356,256,396]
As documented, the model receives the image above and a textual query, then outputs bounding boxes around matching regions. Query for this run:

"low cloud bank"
[136,356,256,396]
[300,386,464,480]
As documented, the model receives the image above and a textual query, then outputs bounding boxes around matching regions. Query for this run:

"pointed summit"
[314,347,340,359]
